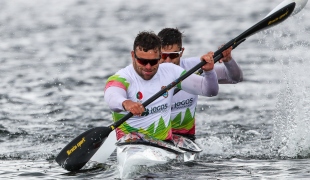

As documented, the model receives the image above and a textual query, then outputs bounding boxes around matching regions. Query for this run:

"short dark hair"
[158,28,183,49]
[133,31,161,53]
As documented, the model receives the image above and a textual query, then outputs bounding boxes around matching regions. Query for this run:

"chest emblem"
[136,91,143,101]
[161,86,168,98]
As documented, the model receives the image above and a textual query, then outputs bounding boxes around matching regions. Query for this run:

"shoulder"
[107,64,134,82]
[159,63,183,70]
[158,63,185,76]
[114,64,134,76]
[180,57,200,70]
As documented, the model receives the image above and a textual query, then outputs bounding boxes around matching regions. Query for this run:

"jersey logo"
[141,103,168,116]
[136,91,143,102]
[161,86,168,98]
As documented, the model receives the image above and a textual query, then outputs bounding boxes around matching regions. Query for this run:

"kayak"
[115,132,202,178]
[90,131,202,178]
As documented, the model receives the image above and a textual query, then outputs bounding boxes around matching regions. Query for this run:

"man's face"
[160,44,184,65]
[131,48,161,80]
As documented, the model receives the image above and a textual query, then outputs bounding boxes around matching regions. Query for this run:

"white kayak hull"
[117,144,199,178]
[115,133,201,178]
[90,132,201,178]
[117,144,199,166]
[117,144,178,167]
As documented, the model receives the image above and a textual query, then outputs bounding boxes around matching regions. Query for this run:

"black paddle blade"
[55,126,112,171]
[235,2,295,42]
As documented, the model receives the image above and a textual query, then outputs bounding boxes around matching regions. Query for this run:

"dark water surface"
[1,0,310,179]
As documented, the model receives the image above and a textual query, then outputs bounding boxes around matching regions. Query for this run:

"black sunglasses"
[161,51,182,60]
[134,53,160,66]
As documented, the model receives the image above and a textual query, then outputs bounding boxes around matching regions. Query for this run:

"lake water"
[1,0,310,179]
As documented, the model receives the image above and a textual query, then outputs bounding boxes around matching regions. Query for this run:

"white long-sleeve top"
[171,57,243,137]
[104,63,218,140]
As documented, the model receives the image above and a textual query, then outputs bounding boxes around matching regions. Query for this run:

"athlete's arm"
[104,87,127,112]
[104,87,145,115]
[181,69,219,97]
[181,57,243,84]
[215,58,243,84]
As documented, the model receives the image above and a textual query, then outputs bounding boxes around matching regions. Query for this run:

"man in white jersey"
[158,28,243,141]
[104,31,219,142]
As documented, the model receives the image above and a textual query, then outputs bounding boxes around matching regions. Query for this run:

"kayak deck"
[116,132,202,178]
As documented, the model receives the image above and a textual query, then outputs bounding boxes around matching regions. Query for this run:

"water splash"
[265,13,310,158]
[270,56,310,158]
[196,136,233,157]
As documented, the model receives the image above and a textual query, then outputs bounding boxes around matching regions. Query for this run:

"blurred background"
[0,0,310,179]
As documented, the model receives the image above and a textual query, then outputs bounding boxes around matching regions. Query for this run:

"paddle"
[56,1,297,172]
[90,37,247,164]
[173,38,246,95]
[266,0,308,17]
[90,37,245,164]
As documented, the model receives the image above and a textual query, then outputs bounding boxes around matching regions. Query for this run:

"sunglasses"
[161,51,182,60]
[134,53,160,66]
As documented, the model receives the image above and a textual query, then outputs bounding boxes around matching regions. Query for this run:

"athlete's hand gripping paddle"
[55,0,306,172]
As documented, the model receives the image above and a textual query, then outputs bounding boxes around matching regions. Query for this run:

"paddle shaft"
[173,38,246,95]
[56,1,296,172]
[110,2,295,130]
[111,51,224,129]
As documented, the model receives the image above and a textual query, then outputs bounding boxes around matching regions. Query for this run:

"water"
[1,0,310,179]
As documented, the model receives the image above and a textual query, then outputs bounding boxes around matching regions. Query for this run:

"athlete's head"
[158,28,184,65]
[131,31,161,80]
